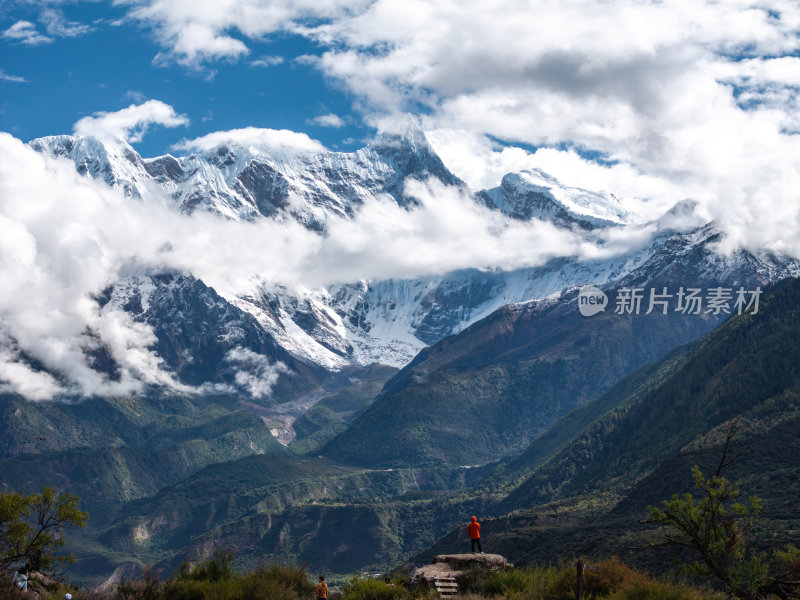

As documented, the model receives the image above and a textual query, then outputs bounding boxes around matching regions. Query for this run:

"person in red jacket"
[467,515,482,553]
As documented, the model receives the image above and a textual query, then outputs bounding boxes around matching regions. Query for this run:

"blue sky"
[1,2,369,157]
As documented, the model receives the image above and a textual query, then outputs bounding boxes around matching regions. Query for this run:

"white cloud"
[295,177,586,284]
[0,134,194,401]
[715,56,800,87]
[250,54,284,67]
[225,347,287,398]
[0,346,64,401]
[40,8,92,38]
[172,127,327,155]
[1,10,91,46]
[2,20,52,45]
[0,69,28,83]
[425,128,685,221]
[73,100,189,143]
[118,0,369,66]
[306,113,345,128]
[124,90,148,103]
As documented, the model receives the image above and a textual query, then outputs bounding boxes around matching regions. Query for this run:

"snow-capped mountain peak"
[480,168,634,229]
[29,134,149,198]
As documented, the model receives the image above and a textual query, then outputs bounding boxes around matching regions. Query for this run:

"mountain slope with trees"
[321,226,794,469]
[415,278,800,574]
[70,279,799,583]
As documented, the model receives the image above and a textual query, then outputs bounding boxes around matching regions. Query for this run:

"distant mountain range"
[2,129,799,584]
[24,130,800,404]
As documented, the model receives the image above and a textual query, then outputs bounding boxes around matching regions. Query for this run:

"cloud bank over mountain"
[172,127,327,155]
[0,130,609,401]
[115,0,800,256]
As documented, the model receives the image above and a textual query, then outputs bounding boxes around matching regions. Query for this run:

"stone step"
[435,578,459,597]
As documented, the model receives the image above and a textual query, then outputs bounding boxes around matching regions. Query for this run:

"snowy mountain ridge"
[30,129,462,229]
[24,130,800,392]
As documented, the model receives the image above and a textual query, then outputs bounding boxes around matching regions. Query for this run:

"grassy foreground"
[3,556,725,600]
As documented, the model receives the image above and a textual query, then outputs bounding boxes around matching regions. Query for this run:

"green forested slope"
[0,392,285,524]
[503,277,800,509]
[413,278,800,569]
[322,295,721,468]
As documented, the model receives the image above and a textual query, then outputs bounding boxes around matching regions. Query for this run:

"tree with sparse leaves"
[646,417,800,600]
[0,486,88,573]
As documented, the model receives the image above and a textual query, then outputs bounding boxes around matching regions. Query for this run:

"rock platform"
[410,553,513,587]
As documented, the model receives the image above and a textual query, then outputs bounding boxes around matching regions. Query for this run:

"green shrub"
[176,552,234,583]
[456,565,491,593]
[551,557,639,599]
[85,560,314,600]
[457,563,559,599]
[161,579,206,600]
[27,556,725,600]
[341,577,420,600]
[116,567,162,600]
[609,576,724,600]
[235,564,315,600]
[455,558,721,600]
[481,569,531,595]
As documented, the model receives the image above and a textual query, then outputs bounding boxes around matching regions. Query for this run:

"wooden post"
[575,559,584,600]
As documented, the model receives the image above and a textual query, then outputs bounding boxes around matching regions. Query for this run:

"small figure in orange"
[467,515,482,553]
[316,575,328,600]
